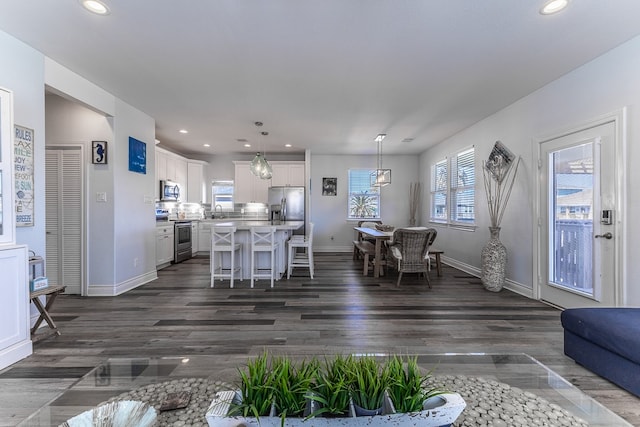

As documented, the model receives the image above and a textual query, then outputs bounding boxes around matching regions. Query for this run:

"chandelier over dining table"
[371,133,391,187]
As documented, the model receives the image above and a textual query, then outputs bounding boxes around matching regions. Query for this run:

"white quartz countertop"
[199,220,304,231]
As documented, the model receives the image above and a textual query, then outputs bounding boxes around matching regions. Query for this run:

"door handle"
[595,232,613,239]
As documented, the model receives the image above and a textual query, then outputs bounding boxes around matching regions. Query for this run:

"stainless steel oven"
[174,221,192,263]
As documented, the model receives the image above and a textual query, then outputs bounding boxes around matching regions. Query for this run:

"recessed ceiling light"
[79,0,110,15]
[401,138,415,143]
[540,0,569,15]
[244,144,251,148]
[179,129,188,134]
[285,144,292,148]
[203,144,210,147]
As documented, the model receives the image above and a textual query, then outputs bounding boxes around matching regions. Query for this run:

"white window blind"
[348,169,380,219]
[451,147,475,223]
[431,159,447,221]
[430,147,475,225]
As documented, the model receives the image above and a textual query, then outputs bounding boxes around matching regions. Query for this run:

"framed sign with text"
[14,125,34,227]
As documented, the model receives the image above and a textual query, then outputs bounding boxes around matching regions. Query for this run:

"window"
[430,147,475,225]
[348,169,380,219]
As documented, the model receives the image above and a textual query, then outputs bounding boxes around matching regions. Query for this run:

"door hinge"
[538,159,543,169]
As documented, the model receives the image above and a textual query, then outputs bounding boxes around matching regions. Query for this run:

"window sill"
[428,221,476,232]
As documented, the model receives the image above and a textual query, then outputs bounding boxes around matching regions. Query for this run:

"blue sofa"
[561,307,640,397]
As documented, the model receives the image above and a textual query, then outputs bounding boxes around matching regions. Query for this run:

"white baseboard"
[439,255,533,298]
[0,339,32,370]
[313,249,535,298]
[86,271,158,296]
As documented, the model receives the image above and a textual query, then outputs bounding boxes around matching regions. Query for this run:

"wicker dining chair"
[387,228,438,287]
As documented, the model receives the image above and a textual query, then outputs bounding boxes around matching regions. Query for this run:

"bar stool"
[287,223,314,279]
[250,226,278,288]
[210,225,242,288]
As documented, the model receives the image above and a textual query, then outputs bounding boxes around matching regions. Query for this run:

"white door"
[538,121,618,308]
[45,146,84,295]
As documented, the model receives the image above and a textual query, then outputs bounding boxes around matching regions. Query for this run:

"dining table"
[353,227,393,278]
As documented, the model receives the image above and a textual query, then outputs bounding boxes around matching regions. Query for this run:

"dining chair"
[287,223,314,279]
[250,226,278,288]
[210,225,242,288]
[387,228,438,287]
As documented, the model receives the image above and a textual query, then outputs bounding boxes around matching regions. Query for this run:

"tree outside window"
[348,169,380,219]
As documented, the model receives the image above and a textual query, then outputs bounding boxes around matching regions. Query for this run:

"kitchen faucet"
[214,204,223,219]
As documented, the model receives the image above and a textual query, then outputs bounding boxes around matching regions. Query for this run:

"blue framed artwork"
[128,137,146,174]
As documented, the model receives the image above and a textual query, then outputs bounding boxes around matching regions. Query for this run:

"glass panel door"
[549,142,594,297]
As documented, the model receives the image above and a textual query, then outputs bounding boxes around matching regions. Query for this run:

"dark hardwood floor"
[2,252,639,425]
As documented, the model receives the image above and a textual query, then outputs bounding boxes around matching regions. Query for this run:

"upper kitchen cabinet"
[187,160,207,203]
[234,162,270,204]
[155,147,188,186]
[270,162,305,187]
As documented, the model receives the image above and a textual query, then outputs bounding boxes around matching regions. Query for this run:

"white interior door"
[45,146,84,295]
[538,121,617,308]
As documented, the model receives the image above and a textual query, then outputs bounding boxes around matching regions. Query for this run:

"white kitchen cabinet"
[174,158,188,189]
[156,224,174,267]
[0,245,31,370]
[191,222,199,255]
[198,222,212,253]
[156,147,188,187]
[187,161,206,203]
[156,149,167,183]
[234,162,270,204]
[270,162,305,187]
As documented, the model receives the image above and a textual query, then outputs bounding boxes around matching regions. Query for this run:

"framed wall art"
[128,136,146,174]
[322,177,337,196]
[92,140,107,164]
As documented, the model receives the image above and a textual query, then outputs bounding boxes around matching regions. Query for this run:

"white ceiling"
[1,1,640,157]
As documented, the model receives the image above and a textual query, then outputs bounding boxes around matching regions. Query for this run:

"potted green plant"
[384,355,444,413]
[307,355,353,417]
[271,356,319,419]
[347,355,390,416]
[228,351,275,418]
[207,353,467,427]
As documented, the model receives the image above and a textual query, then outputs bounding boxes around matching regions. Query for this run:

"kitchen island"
[199,220,304,283]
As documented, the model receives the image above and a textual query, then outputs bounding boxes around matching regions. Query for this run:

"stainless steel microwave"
[160,180,181,201]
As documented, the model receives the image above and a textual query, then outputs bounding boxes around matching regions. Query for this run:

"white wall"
[0,31,46,256]
[45,94,116,286]
[420,34,640,306]
[113,99,156,287]
[1,29,159,296]
[310,154,420,251]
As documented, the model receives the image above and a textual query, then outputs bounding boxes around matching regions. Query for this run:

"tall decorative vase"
[481,226,507,292]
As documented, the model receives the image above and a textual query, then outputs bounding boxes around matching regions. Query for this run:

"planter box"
[206,390,466,427]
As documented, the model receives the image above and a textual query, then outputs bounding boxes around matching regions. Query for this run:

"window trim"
[429,146,476,230]
[347,168,381,220]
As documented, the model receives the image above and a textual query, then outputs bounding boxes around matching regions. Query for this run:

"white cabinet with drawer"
[156,224,174,267]
[198,222,212,253]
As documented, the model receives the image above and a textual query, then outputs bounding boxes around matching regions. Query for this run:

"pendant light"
[371,133,391,187]
[249,122,273,180]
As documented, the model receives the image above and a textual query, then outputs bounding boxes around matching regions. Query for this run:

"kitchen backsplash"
[156,202,269,220]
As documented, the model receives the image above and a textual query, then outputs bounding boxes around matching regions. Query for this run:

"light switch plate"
[96,192,107,202]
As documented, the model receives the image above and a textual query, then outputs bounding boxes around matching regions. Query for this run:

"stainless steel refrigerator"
[268,186,305,235]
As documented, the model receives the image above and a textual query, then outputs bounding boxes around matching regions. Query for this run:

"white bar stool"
[287,222,314,279]
[210,225,242,288]
[250,226,278,288]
